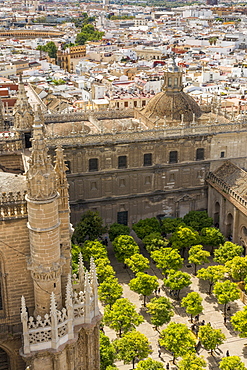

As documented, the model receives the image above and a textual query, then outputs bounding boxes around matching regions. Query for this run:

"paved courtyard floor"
[100,233,247,369]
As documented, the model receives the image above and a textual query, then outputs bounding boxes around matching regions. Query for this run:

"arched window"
[168,77,172,87]
[174,77,178,86]
[0,347,10,369]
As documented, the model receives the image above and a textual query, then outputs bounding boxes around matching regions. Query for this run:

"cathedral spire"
[54,146,69,199]
[13,74,34,132]
[26,111,57,200]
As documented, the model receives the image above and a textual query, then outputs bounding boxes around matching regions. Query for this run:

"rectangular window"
[169,151,178,164]
[196,148,204,161]
[89,158,98,172]
[220,151,225,158]
[144,153,152,166]
[118,156,127,169]
[117,211,128,226]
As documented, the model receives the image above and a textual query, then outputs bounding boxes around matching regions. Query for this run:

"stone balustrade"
[207,172,247,208]
[46,118,247,148]
[0,191,27,220]
[21,257,100,354]
[0,131,23,153]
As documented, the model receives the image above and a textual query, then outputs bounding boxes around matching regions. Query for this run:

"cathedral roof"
[213,161,247,200]
[141,90,202,123]
[140,58,202,124]
[0,172,26,193]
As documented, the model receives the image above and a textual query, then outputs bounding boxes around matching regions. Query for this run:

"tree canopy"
[159,322,196,362]
[80,240,108,263]
[145,238,169,253]
[96,258,115,283]
[213,280,240,318]
[170,226,200,250]
[103,298,144,337]
[129,272,159,306]
[219,356,247,370]
[231,305,247,337]
[142,232,162,248]
[183,211,213,231]
[100,332,116,370]
[72,210,106,244]
[98,277,123,308]
[198,324,226,355]
[37,41,57,58]
[225,256,247,281]
[112,235,139,263]
[161,217,185,235]
[132,217,161,240]
[125,253,150,274]
[146,296,174,330]
[114,331,152,369]
[164,270,191,299]
[151,247,183,276]
[76,23,104,45]
[108,223,130,241]
[136,358,165,369]
[178,353,206,370]
[197,265,227,294]
[214,242,243,264]
[200,227,225,250]
[188,245,210,274]
[181,292,203,322]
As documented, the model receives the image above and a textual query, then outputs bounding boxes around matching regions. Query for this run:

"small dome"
[142,90,202,123]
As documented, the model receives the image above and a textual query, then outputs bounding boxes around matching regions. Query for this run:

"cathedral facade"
[1,60,247,368]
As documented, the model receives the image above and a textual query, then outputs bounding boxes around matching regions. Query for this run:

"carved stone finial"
[13,76,34,132]
[50,292,57,315]
[21,296,27,320]
[26,114,57,201]
[54,145,69,208]
[90,258,98,289]
[65,274,73,308]
[84,271,91,295]
[78,253,85,288]
[54,146,69,187]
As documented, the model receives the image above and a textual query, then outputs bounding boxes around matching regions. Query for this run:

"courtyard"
[100,231,247,369]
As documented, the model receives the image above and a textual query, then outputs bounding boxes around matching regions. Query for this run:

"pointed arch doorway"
[0,347,10,370]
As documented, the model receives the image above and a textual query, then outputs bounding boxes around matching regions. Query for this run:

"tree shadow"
[212,303,221,312]
[205,294,218,304]
[242,344,247,358]
[139,307,152,325]
[224,321,238,337]
[230,301,242,314]
[207,353,221,369]
[198,279,210,294]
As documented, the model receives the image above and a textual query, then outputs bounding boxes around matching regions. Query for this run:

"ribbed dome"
[142,90,202,123]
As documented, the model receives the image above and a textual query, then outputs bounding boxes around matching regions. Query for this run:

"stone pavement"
[100,234,247,369]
